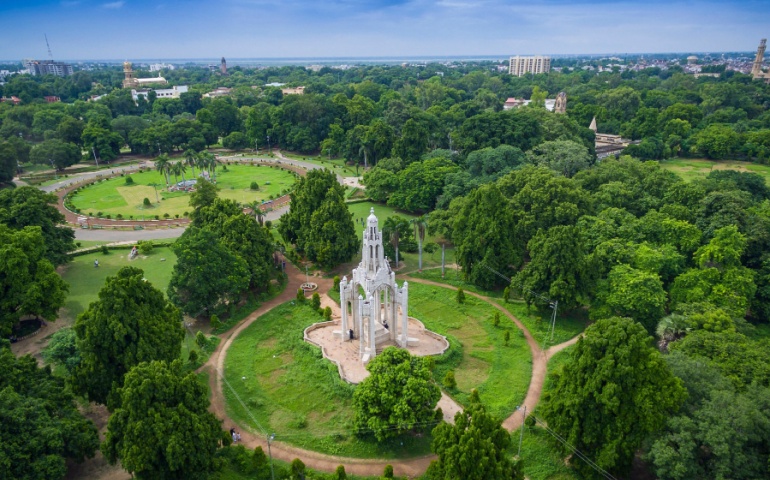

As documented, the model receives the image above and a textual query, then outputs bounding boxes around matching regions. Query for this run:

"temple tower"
[554,91,567,114]
[220,57,228,75]
[122,61,136,89]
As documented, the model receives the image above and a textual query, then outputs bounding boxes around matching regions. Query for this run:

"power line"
[523,412,618,480]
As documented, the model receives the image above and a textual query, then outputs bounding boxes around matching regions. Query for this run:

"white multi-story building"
[131,85,188,101]
[509,55,551,76]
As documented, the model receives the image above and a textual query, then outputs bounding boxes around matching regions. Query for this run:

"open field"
[223,302,433,459]
[69,164,296,219]
[278,152,360,178]
[59,247,178,322]
[408,282,532,419]
[659,158,770,184]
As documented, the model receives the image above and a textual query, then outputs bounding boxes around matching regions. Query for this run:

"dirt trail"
[202,267,581,478]
[400,276,580,431]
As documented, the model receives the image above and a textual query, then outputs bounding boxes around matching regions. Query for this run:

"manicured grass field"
[408,268,587,348]
[59,247,177,322]
[277,152,360,178]
[69,164,297,219]
[223,302,433,459]
[498,302,588,349]
[407,282,532,419]
[659,158,770,184]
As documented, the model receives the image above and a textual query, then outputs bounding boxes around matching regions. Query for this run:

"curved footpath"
[201,266,581,478]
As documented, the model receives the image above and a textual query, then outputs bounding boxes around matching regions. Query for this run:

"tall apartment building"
[509,55,551,76]
[23,60,74,77]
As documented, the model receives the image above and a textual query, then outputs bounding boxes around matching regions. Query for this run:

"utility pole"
[517,405,527,457]
[441,243,446,278]
[91,147,99,168]
[267,433,276,480]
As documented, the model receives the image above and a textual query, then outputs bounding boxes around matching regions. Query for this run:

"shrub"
[290,459,305,478]
[125,176,134,185]
[311,292,321,311]
[96,211,103,217]
[335,465,347,480]
[154,215,160,220]
[503,286,510,303]
[163,213,170,218]
[175,214,179,219]
[456,288,465,304]
[264,220,272,229]
[424,355,436,371]
[296,288,305,303]
[188,350,198,364]
[443,370,457,389]
[105,214,111,219]
[143,197,151,206]
[210,315,222,330]
[504,330,511,346]
[138,241,153,255]
[195,331,208,348]
[493,312,500,327]
[100,245,109,255]
[116,214,123,220]
[333,275,341,291]
[250,181,259,190]
[383,465,394,478]
[324,306,332,321]
[129,215,134,220]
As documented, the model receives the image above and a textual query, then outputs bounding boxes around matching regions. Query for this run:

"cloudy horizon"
[1,0,768,61]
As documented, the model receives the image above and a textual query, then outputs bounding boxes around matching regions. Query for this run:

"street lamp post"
[516,405,527,457]
[255,139,258,154]
[266,135,271,154]
[267,433,276,480]
[49,158,58,180]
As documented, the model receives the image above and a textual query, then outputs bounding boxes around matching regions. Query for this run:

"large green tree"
[591,264,667,333]
[279,169,357,268]
[0,225,68,337]
[353,347,441,441]
[0,186,75,266]
[73,267,184,405]
[428,396,521,480]
[168,226,250,316]
[29,139,81,171]
[542,317,685,478]
[0,344,99,480]
[102,360,223,479]
[513,225,591,311]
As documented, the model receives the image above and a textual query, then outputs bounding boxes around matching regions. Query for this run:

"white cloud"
[103,1,125,9]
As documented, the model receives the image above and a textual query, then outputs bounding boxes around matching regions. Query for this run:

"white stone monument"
[339,208,410,364]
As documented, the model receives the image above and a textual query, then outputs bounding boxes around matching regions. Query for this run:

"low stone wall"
[303,321,349,382]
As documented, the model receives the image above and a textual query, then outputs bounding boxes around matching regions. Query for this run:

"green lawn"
[408,267,502,298]
[659,158,770,184]
[276,152,360,178]
[69,164,297,219]
[223,302,433,459]
[59,247,177,322]
[408,282,531,419]
[498,301,588,349]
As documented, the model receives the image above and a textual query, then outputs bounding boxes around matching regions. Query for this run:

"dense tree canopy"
[73,266,184,405]
[0,187,75,266]
[0,344,99,480]
[0,225,68,337]
[103,360,223,479]
[542,317,685,478]
[353,347,441,441]
[279,169,357,268]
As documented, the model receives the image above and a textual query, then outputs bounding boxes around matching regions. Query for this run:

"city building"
[503,94,564,112]
[131,85,188,101]
[509,55,551,76]
[687,55,698,65]
[23,59,73,77]
[44,96,60,103]
[149,63,175,72]
[203,87,232,98]
[751,39,770,83]
[122,61,168,89]
[281,86,306,95]
[553,91,567,114]
[590,117,635,159]
[220,57,228,75]
[0,96,21,105]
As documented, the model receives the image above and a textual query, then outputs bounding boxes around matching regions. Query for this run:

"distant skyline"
[1,0,768,61]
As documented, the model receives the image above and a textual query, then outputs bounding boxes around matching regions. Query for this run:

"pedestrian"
[230,428,237,443]
[94,259,99,267]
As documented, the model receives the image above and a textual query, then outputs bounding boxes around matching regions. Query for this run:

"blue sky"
[1,0,768,60]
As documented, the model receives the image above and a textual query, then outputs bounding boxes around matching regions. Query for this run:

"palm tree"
[154,154,171,188]
[177,162,188,190]
[169,161,181,188]
[184,149,198,178]
[412,216,427,272]
[246,200,264,225]
[198,152,218,181]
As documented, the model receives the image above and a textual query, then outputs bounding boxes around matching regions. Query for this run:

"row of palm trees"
[153,150,220,190]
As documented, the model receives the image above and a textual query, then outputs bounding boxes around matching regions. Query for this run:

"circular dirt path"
[202,266,581,478]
